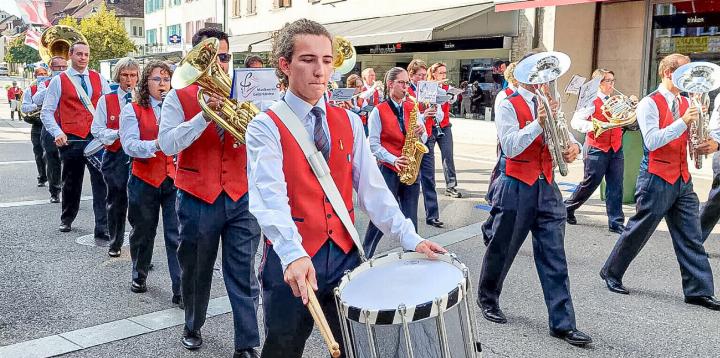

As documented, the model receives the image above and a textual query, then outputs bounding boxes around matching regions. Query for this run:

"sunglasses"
[217,53,231,63]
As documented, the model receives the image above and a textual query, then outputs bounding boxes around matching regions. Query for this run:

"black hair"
[244,55,263,67]
[192,28,229,47]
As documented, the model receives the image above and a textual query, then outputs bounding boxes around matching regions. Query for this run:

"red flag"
[15,0,51,27]
[24,28,41,50]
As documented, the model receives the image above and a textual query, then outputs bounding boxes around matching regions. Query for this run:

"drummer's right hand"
[415,240,447,259]
[55,133,68,147]
[285,257,318,305]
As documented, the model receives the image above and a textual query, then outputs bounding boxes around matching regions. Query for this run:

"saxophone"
[398,95,429,185]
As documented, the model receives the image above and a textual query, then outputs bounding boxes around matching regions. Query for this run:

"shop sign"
[675,36,708,53]
[654,13,720,29]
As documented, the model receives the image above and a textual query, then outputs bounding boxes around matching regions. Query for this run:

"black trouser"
[103,150,130,251]
[30,122,47,183]
[58,134,108,237]
[40,127,61,197]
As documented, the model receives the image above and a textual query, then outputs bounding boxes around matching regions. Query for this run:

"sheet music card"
[231,68,281,102]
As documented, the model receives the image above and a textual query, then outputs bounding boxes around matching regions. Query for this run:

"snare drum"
[83,139,105,172]
[334,252,481,358]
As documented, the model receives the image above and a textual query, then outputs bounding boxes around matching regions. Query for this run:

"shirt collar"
[390,96,403,109]
[517,86,536,102]
[657,84,676,104]
[117,87,127,98]
[150,97,162,108]
[67,67,89,77]
[283,89,326,121]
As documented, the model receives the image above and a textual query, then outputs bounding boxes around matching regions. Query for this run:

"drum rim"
[84,139,104,156]
[336,251,468,325]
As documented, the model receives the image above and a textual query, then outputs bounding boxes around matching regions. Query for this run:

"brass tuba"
[39,25,87,63]
[332,36,356,75]
[399,95,429,185]
[171,37,259,146]
[591,90,638,138]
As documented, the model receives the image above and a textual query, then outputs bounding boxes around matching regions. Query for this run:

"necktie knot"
[604,95,610,100]
[124,92,132,103]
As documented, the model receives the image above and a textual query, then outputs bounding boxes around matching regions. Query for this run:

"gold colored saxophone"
[398,95,429,185]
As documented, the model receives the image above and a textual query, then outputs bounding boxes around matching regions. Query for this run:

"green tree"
[4,34,41,65]
[58,4,135,69]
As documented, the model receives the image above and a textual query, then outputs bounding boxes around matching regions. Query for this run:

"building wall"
[553,3,596,112]
[144,0,222,52]
[123,17,147,50]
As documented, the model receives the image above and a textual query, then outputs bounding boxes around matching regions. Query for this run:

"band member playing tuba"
[41,40,110,237]
[91,57,140,257]
[245,19,445,357]
[158,28,262,357]
[364,67,428,257]
[565,69,626,234]
[601,54,720,311]
[119,60,182,306]
[477,52,591,347]
[22,66,50,188]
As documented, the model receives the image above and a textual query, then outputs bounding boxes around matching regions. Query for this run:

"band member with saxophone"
[428,62,462,198]
[245,19,445,357]
[158,28,262,357]
[33,56,67,203]
[41,41,110,237]
[119,60,182,307]
[407,59,445,228]
[22,66,50,187]
[601,54,720,311]
[91,57,140,257]
[565,69,625,234]
[478,54,591,346]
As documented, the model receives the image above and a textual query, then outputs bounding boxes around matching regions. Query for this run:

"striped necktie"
[671,97,680,119]
[77,74,88,96]
[312,107,330,161]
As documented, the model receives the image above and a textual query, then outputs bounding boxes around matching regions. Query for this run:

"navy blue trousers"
[478,170,577,332]
[700,172,720,242]
[103,150,130,251]
[427,125,458,189]
[363,164,420,257]
[564,147,625,229]
[419,134,440,221]
[30,122,47,183]
[260,241,360,358]
[176,191,261,350]
[40,127,61,197]
[58,134,108,237]
[601,171,714,297]
[127,175,181,295]
[482,155,502,246]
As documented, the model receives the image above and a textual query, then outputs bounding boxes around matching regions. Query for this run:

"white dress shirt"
[367,98,429,165]
[707,92,720,143]
[32,79,50,106]
[21,85,37,114]
[246,89,424,271]
[119,98,163,159]
[493,84,515,114]
[571,92,608,134]
[636,85,689,151]
[158,88,209,155]
[91,87,132,146]
[40,67,111,139]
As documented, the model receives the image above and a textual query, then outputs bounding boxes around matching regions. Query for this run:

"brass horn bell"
[39,25,87,63]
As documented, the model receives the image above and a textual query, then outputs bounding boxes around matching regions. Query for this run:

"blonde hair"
[658,53,690,78]
[503,62,517,85]
[271,19,332,88]
[112,57,140,83]
[384,67,407,100]
[592,68,614,80]
[427,62,447,81]
[361,67,375,82]
[407,59,427,76]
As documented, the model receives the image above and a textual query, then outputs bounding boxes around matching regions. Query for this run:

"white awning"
[228,31,273,53]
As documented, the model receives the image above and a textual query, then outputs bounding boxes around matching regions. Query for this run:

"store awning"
[229,31,273,53]
[494,0,609,12]
[236,3,503,53]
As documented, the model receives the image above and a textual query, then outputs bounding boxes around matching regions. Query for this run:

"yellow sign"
[674,36,708,53]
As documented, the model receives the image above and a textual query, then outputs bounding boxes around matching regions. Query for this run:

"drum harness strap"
[270,101,368,263]
[65,70,97,115]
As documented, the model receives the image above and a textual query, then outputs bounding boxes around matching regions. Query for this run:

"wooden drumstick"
[306,285,341,358]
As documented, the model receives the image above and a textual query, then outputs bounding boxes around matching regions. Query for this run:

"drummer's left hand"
[415,240,447,259]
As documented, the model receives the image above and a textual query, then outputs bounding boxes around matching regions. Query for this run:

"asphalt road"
[1,87,720,357]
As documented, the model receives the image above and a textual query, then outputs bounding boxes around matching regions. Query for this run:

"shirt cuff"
[400,228,424,252]
[273,237,310,272]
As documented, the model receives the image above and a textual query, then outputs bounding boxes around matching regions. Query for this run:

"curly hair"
[427,62,447,81]
[137,60,172,108]
[272,19,332,88]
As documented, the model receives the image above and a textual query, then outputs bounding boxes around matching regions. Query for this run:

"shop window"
[275,0,291,8]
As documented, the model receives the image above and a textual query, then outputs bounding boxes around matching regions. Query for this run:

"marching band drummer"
[158,28,262,357]
[245,19,445,357]
[564,68,626,234]
[600,54,720,311]
[91,57,140,257]
[21,66,50,188]
[477,53,592,347]
[364,67,428,257]
[41,41,110,238]
[119,60,182,307]
[427,62,462,198]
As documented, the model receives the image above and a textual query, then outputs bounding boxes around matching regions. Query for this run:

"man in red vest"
[601,54,720,310]
[92,57,140,257]
[565,69,627,233]
[361,67,383,108]
[477,53,592,347]
[40,41,110,237]
[245,19,445,357]
[159,28,261,358]
[7,81,22,121]
[120,60,181,307]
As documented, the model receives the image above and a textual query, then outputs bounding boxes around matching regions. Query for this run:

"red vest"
[356,97,368,126]
[30,84,37,96]
[647,92,690,184]
[585,97,622,152]
[439,84,451,128]
[174,85,248,204]
[504,94,553,185]
[129,103,176,188]
[57,71,102,139]
[378,100,413,173]
[103,93,122,152]
[266,105,355,257]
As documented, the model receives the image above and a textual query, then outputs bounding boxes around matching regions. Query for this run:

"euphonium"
[399,95,429,185]
[171,37,259,146]
[672,61,720,169]
[591,90,638,138]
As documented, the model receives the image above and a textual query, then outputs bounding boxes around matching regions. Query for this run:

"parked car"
[0,66,9,76]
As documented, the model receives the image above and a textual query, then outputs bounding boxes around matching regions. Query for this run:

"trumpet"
[591,88,638,138]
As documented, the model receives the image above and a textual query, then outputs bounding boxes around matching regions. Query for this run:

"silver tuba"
[672,61,720,170]
[514,51,573,176]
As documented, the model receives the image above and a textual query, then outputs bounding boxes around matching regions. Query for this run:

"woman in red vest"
[601,54,720,311]
[428,62,462,198]
[565,69,627,233]
[119,60,181,307]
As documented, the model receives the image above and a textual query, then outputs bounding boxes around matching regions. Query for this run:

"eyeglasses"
[394,80,409,87]
[602,79,616,83]
[149,77,171,83]
[217,53,231,63]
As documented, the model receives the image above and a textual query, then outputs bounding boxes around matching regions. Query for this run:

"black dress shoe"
[108,249,121,257]
[172,294,184,309]
[182,329,203,350]
[685,296,720,310]
[550,329,593,347]
[50,195,60,203]
[234,348,260,358]
[59,223,71,232]
[37,181,47,187]
[600,271,629,295]
[608,225,625,234]
[477,299,507,324]
[566,212,577,225]
[426,218,445,228]
[445,188,463,198]
[131,280,147,293]
[94,235,110,241]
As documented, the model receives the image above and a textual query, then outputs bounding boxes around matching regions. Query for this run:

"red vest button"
[326,214,332,219]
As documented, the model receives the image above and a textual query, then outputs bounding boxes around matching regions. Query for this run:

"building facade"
[143,0,223,55]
